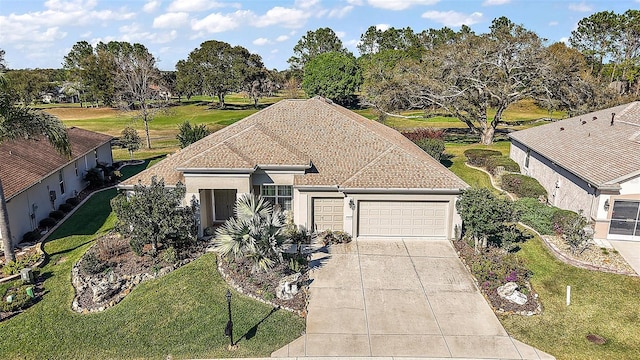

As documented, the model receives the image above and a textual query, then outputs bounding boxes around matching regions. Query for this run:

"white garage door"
[358,201,447,237]
[313,198,344,232]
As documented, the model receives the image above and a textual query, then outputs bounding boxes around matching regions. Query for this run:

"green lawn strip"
[0,180,304,359]
[444,141,510,193]
[500,233,640,360]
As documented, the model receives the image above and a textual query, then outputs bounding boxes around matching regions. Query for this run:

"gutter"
[338,187,464,194]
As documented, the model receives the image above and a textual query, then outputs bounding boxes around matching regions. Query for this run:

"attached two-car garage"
[312,197,449,238]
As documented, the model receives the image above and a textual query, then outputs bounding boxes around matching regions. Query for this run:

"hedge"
[502,174,547,200]
[463,149,502,167]
[485,156,520,175]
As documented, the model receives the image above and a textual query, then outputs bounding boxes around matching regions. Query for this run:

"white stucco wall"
[3,142,113,247]
[510,140,597,219]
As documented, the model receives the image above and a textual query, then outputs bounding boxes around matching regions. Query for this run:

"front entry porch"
[199,189,237,230]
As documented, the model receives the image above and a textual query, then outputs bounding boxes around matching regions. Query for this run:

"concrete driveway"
[272,239,554,359]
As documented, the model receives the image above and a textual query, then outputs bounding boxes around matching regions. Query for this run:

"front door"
[214,189,237,221]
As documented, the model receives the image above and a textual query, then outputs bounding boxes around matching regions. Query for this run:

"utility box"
[20,267,35,284]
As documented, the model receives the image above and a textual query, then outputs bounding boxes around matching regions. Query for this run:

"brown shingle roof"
[509,101,640,188]
[122,97,467,190]
[0,127,113,200]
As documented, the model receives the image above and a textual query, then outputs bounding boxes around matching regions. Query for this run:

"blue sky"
[1,0,638,71]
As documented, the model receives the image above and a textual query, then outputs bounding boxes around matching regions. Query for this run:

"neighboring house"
[120,97,468,240]
[509,101,640,242]
[0,127,113,247]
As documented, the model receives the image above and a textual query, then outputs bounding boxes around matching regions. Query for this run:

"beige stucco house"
[0,127,113,248]
[121,97,468,239]
[509,101,640,242]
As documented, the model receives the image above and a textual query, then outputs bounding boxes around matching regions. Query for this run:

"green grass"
[0,170,304,359]
[500,232,640,360]
[444,141,510,193]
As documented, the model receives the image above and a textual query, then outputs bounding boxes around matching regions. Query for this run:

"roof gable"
[123,97,467,190]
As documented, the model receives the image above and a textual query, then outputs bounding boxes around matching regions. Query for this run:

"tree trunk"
[144,115,151,150]
[480,127,496,145]
[218,93,225,109]
[0,176,16,263]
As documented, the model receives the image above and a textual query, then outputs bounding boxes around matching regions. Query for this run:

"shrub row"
[502,174,547,200]
[515,198,586,236]
[463,149,502,166]
[401,128,446,142]
[485,156,520,175]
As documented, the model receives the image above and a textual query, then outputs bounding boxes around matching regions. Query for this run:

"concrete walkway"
[272,239,554,359]
[609,240,640,275]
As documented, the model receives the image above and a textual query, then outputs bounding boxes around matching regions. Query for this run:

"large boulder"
[276,272,301,300]
[497,281,528,305]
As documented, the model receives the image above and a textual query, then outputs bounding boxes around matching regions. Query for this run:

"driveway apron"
[272,239,554,359]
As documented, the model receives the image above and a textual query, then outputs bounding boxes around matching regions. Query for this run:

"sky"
[1,0,638,71]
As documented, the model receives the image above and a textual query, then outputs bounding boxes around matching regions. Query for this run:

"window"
[525,149,531,168]
[260,185,292,211]
[609,200,640,237]
[94,150,98,166]
[58,170,65,194]
[74,160,79,176]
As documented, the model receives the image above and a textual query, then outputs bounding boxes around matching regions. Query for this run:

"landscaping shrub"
[485,156,520,175]
[96,235,129,260]
[401,128,445,142]
[79,252,108,275]
[84,167,105,188]
[66,197,80,206]
[502,174,547,200]
[1,285,35,312]
[49,210,65,221]
[415,138,446,161]
[463,149,502,167]
[38,217,57,228]
[515,198,557,235]
[318,230,352,245]
[22,229,42,243]
[551,209,583,235]
[1,254,41,275]
[58,203,74,213]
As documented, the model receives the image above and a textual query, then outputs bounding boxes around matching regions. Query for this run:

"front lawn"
[444,141,510,193]
[0,177,304,358]
[500,232,640,360]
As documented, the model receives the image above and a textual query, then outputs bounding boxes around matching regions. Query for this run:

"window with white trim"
[58,170,65,194]
[74,160,79,176]
[260,185,292,211]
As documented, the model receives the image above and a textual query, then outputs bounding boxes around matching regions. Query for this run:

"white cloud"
[421,10,483,27]
[335,31,346,39]
[143,0,161,13]
[548,21,559,26]
[167,0,225,12]
[44,0,97,12]
[271,49,279,54]
[117,24,178,44]
[153,12,189,28]
[559,36,569,44]
[367,0,439,11]
[254,7,310,28]
[329,6,354,18]
[568,2,593,12]
[376,23,391,31]
[276,35,289,42]
[482,0,510,5]
[191,11,243,33]
[347,0,364,5]
[253,37,271,46]
[295,0,320,9]
[344,39,359,47]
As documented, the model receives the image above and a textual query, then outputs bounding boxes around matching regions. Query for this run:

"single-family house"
[0,127,113,247]
[120,97,468,239]
[509,101,640,242]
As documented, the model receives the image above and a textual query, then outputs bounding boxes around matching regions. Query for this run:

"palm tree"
[213,194,289,272]
[1,65,71,262]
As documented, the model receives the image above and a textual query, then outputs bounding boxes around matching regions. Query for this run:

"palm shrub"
[213,194,290,273]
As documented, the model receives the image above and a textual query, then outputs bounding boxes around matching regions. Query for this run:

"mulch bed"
[0,277,45,322]
[217,257,308,315]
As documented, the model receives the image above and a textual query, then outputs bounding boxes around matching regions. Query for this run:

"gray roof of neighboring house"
[122,97,468,191]
[509,101,640,189]
[0,127,113,200]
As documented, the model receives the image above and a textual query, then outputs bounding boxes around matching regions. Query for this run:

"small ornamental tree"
[120,126,142,160]
[111,177,196,255]
[176,121,211,149]
[456,187,519,251]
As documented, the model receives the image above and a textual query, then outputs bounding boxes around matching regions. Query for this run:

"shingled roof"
[122,97,467,191]
[0,127,112,200]
[509,101,640,189]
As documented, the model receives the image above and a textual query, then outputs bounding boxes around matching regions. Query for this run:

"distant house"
[120,97,468,239]
[509,102,640,242]
[0,127,113,247]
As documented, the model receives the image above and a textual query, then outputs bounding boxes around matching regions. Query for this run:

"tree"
[63,41,116,107]
[213,194,289,273]
[111,177,196,256]
[111,42,165,149]
[1,50,71,261]
[569,11,619,79]
[302,51,362,105]
[120,126,142,160]
[358,26,425,58]
[5,70,48,105]
[455,187,518,251]
[176,121,211,148]
[288,28,346,71]
[363,18,580,144]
